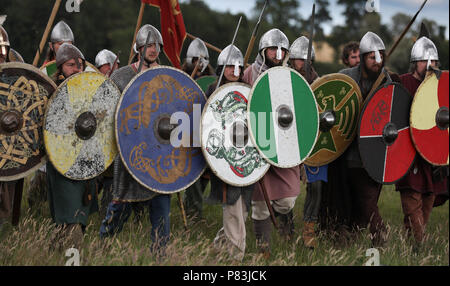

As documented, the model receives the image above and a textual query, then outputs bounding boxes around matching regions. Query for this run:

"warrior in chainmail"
[180,38,215,222]
[242,28,298,259]
[43,20,74,65]
[321,32,400,247]
[46,43,98,251]
[204,45,257,261]
[98,24,172,253]
[288,36,323,249]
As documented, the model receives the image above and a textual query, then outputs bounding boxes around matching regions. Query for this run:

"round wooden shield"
[247,66,319,168]
[44,71,121,180]
[201,82,269,187]
[0,62,56,181]
[116,66,207,194]
[410,71,449,166]
[305,73,363,166]
[358,83,416,184]
[196,75,217,94]
[40,60,99,78]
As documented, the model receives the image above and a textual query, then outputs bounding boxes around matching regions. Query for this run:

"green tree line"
[1,0,448,75]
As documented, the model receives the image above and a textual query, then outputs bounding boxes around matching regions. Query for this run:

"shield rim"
[358,81,416,184]
[305,73,363,167]
[0,62,57,181]
[247,66,320,168]
[200,82,270,187]
[43,71,121,180]
[410,70,449,166]
[39,60,100,75]
[115,65,207,194]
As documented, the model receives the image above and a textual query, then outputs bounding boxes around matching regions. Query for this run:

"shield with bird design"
[304,73,363,167]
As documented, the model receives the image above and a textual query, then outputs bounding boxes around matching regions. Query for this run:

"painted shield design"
[196,75,217,94]
[40,60,99,78]
[116,66,207,194]
[359,83,416,184]
[0,62,56,181]
[44,72,121,180]
[410,71,449,166]
[201,83,269,187]
[305,73,363,166]
[248,66,319,168]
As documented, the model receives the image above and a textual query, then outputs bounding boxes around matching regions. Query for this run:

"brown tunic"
[243,64,301,202]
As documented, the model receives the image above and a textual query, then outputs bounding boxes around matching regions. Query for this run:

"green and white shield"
[247,66,319,168]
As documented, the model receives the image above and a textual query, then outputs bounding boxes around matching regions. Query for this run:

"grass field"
[0,180,448,266]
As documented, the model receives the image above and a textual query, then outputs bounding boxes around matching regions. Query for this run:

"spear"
[243,0,268,67]
[215,16,243,90]
[367,0,428,99]
[304,1,316,82]
[107,51,121,77]
[32,0,62,67]
[128,1,146,65]
[137,30,152,73]
[419,22,430,38]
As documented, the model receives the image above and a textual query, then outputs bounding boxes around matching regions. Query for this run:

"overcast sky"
[179,0,449,39]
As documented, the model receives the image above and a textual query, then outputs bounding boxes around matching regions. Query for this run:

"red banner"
[142,0,186,68]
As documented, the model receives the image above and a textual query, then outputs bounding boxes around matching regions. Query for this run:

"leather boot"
[302,221,317,249]
[253,218,272,259]
[277,210,295,241]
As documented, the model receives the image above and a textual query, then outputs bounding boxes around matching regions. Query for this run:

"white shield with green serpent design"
[201,82,269,187]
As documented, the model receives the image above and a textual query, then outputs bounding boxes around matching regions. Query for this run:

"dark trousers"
[304,181,323,223]
[99,195,171,249]
[183,177,209,219]
[348,168,385,241]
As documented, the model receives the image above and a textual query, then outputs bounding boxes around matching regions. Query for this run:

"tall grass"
[0,180,448,266]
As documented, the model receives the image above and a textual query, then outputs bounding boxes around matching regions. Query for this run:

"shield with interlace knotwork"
[0,62,56,181]
[116,66,207,194]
